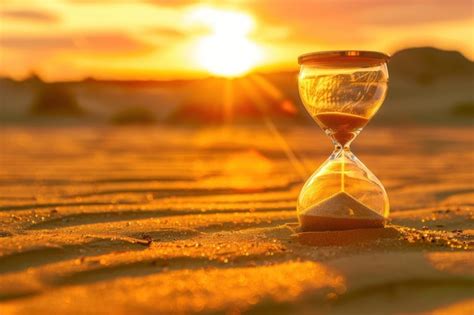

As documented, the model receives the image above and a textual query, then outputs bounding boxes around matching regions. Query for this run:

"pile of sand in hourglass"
[299,191,385,231]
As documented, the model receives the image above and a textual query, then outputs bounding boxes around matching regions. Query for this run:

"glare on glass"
[297,50,390,231]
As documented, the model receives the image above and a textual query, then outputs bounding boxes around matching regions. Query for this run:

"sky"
[0,0,473,81]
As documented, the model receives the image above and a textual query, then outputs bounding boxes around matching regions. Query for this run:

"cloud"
[146,27,187,39]
[72,0,230,6]
[243,0,473,45]
[66,0,125,4]
[76,33,155,54]
[146,24,211,41]
[361,0,473,26]
[246,0,473,27]
[144,0,200,7]
[0,9,60,23]
[0,36,72,50]
[0,32,155,56]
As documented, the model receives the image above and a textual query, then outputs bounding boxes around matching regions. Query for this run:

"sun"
[190,8,263,77]
[196,36,261,77]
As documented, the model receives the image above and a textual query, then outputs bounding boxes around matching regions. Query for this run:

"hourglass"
[297,51,390,231]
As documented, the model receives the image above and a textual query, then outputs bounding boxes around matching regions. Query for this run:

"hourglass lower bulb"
[297,51,390,231]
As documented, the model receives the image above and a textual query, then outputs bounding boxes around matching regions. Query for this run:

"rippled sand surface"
[0,126,473,314]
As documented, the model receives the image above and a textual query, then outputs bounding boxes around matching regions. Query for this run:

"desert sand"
[0,126,473,314]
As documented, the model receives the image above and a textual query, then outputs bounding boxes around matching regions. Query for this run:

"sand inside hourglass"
[299,192,385,231]
[315,112,369,146]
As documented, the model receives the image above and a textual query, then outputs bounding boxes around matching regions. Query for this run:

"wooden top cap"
[298,50,390,67]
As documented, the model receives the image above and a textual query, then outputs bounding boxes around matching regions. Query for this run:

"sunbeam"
[237,78,309,180]
[223,79,234,125]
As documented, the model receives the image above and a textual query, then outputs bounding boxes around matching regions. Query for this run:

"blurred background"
[0,0,473,126]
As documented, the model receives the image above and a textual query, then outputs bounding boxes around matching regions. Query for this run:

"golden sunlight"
[190,7,263,77]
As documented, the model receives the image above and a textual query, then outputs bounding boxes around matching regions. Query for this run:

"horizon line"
[1,46,472,84]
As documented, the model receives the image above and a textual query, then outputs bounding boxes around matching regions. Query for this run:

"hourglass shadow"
[286,223,401,247]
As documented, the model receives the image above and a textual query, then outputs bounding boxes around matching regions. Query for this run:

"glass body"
[297,51,390,231]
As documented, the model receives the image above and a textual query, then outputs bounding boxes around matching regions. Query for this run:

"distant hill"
[0,47,472,125]
[30,83,84,116]
[389,47,474,84]
[378,47,473,125]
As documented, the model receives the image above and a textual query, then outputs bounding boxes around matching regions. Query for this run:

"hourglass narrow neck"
[316,112,368,151]
[328,130,359,151]
[333,143,351,153]
[329,142,353,162]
